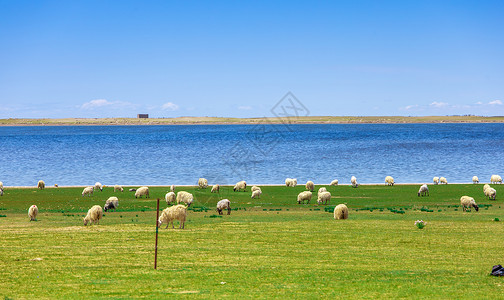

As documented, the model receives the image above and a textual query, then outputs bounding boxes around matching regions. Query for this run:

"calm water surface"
[0,124,503,186]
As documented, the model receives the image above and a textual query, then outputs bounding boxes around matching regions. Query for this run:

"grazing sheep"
[28,205,38,221]
[317,191,331,205]
[251,186,261,192]
[306,181,315,192]
[170,185,175,192]
[483,184,491,192]
[198,178,208,189]
[233,181,247,192]
[216,199,231,215]
[104,197,119,212]
[472,176,479,184]
[135,186,149,198]
[491,175,503,184]
[440,177,448,184]
[460,196,479,212]
[176,191,194,207]
[158,204,187,229]
[385,176,394,186]
[165,192,176,205]
[318,187,327,196]
[484,187,497,200]
[418,184,429,197]
[54,184,58,188]
[330,179,339,186]
[82,186,94,197]
[211,184,220,193]
[285,178,297,187]
[0,181,3,190]
[129,188,137,192]
[297,191,312,204]
[114,185,124,192]
[333,204,349,220]
[251,189,262,199]
[83,205,103,225]
[351,176,358,188]
[433,177,439,185]
[94,182,103,191]
[37,180,45,190]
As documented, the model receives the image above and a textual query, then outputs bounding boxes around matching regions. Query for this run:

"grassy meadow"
[1,183,504,299]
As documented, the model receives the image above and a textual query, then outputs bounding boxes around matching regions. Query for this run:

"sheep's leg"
[227,208,231,215]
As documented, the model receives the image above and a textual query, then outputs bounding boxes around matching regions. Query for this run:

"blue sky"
[1,0,503,118]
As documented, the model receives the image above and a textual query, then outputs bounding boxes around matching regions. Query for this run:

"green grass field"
[1,184,503,299]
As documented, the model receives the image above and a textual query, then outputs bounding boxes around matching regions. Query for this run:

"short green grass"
[1,184,503,298]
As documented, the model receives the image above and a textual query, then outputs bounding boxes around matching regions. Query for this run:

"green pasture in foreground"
[1,184,504,299]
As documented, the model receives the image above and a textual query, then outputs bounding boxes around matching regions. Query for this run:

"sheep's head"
[83,218,88,226]
[157,220,162,228]
[473,204,479,211]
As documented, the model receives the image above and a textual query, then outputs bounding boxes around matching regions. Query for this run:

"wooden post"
[154,198,160,269]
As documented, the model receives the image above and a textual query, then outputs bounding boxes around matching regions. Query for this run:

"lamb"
[251,186,261,192]
[104,197,119,212]
[460,196,479,212]
[114,185,124,192]
[28,205,38,221]
[484,187,497,200]
[333,204,349,220]
[440,177,448,184]
[491,175,503,184]
[170,185,175,192]
[198,178,208,189]
[472,176,479,184]
[233,180,247,192]
[211,184,220,193]
[216,199,231,215]
[418,184,429,197]
[318,187,327,196]
[385,176,394,186]
[165,192,176,205]
[330,179,339,186]
[37,180,45,189]
[134,186,149,198]
[317,191,331,205]
[176,191,194,207]
[433,177,439,185]
[94,182,103,191]
[83,205,103,225]
[285,178,297,187]
[306,181,315,192]
[297,191,312,204]
[158,204,187,229]
[82,186,94,197]
[483,184,491,191]
[251,189,262,199]
[351,176,358,188]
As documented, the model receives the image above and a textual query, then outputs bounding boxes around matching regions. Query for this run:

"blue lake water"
[0,123,503,186]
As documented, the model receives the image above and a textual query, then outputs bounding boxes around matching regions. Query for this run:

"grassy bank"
[1,184,503,298]
[1,115,504,126]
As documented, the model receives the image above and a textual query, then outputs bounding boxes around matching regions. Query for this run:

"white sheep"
[176,191,194,207]
[330,179,339,186]
[472,176,479,184]
[285,178,298,187]
[460,196,479,212]
[82,186,94,197]
[433,177,439,185]
[0,181,3,190]
[83,205,103,225]
[211,184,220,193]
[158,204,187,229]
[484,187,497,200]
[165,192,176,205]
[251,186,261,192]
[216,199,231,215]
[306,181,315,192]
[94,182,103,191]
[135,186,149,198]
[198,178,208,189]
[440,177,448,184]
[37,180,45,190]
[233,181,247,192]
[351,176,358,188]
[318,187,327,196]
[297,191,312,204]
[251,189,262,199]
[28,205,38,221]
[170,185,175,192]
[385,176,394,186]
[491,175,502,184]
[334,204,349,220]
[104,197,119,212]
[418,184,429,197]
[317,191,331,205]
[114,185,123,192]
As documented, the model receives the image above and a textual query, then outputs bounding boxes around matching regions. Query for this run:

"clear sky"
[1,0,503,118]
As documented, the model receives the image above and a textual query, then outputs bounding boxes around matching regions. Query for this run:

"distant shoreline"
[1,116,504,126]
